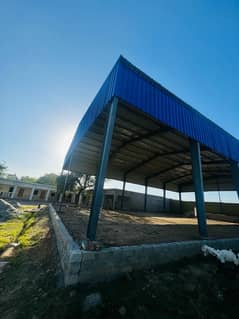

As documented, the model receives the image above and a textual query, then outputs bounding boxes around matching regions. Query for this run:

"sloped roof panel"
[64,56,239,168]
[114,57,239,162]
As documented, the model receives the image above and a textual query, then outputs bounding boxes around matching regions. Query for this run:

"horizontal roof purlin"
[64,56,239,167]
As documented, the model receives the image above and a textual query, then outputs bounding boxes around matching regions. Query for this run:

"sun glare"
[51,125,76,161]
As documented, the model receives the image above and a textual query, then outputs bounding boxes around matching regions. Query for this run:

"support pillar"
[190,140,208,237]
[216,178,223,214]
[11,186,17,199]
[178,186,182,213]
[59,193,63,203]
[121,175,126,210]
[29,187,35,201]
[45,189,51,202]
[230,161,239,199]
[78,192,83,206]
[112,194,116,210]
[144,178,148,212]
[71,193,76,204]
[163,183,166,210]
[87,98,118,240]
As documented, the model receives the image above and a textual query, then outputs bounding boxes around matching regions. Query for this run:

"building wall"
[0,178,56,201]
[102,189,239,216]
[103,189,171,212]
[0,184,11,195]
[16,187,32,200]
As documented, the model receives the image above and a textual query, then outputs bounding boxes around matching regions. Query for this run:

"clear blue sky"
[1,1,238,201]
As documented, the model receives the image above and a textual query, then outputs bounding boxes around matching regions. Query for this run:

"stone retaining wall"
[49,204,239,286]
[48,204,82,285]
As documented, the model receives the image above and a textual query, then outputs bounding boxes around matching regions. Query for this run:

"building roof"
[64,56,239,192]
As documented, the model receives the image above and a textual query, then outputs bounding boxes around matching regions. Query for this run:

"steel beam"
[124,149,189,176]
[87,98,118,240]
[123,146,210,177]
[146,162,192,180]
[190,140,208,237]
[230,161,239,199]
[109,127,170,161]
[146,160,226,181]
[165,173,192,184]
[144,178,148,212]
[180,174,231,190]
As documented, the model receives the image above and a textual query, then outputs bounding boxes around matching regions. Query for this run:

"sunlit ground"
[58,208,239,247]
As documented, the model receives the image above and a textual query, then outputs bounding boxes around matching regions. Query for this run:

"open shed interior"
[67,101,234,193]
[61,56,239,240]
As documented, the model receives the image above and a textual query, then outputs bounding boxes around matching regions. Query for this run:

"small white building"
[0,178,56,202]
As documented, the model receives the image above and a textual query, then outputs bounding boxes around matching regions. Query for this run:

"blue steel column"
[144,178,148,212]
[190,140,208,237]
[121,174,126,210]
[87,98,118,240]
[230,161,239,199]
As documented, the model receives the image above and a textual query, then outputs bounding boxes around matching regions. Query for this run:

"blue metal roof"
[64,56,239,166]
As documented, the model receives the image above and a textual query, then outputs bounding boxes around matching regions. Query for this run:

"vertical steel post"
[230,161,239,199]
[178,186,182,213]
[59,154,73,213]
[216,178,223,214]
[190,140,208,237]
[55,169,64,204]
[163,183,166,210]
[11,185,17,199]
[144,178,148,212]
[121,174,126,210]
[87,98,118,240]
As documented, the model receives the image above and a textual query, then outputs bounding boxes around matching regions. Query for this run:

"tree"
[21,176,37,183]
[56,174,77,193]
[56,173,95,203]
[37,173,58,186]
[0,161,7,177]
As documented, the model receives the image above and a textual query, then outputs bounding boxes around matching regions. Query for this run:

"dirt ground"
[1,204,239,319]
[57,207,239,246]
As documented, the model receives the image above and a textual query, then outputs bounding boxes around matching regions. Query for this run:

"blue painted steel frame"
[64,56,239,169]
[230,161,239,199]
[190,140,208,237]
[87,97,118,240]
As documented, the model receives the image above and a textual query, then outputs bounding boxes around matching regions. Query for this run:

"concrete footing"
[49,204,239,286]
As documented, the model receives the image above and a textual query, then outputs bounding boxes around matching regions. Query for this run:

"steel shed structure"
[63,56,239,240]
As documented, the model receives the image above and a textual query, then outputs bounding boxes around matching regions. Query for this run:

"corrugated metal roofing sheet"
[64,56,239,166]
